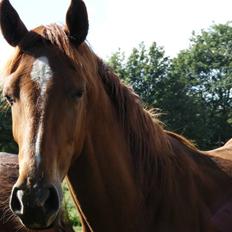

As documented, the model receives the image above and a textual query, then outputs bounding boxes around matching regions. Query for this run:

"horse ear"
[66,0,89,46]
[0,0,28,47]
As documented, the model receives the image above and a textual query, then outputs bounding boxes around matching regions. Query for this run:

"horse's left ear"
[66,0,89,46]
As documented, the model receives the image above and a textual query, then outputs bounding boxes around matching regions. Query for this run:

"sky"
[0,0,232,68]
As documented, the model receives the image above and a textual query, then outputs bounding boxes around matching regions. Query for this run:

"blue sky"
[0,0,232,68]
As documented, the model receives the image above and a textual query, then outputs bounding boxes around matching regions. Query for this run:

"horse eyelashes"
[70,90,83,100]
[4,95,15,106]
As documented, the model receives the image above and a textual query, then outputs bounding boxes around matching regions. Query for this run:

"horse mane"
[94,54,216,226]
[96,59,176,189]
[6,23,203,201]
[166,131,199,151]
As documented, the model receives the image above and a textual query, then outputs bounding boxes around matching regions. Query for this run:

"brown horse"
[1,0,232,231]
[0,152,75,232]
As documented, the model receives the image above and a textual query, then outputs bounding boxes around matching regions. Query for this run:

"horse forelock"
[5,24,96,78]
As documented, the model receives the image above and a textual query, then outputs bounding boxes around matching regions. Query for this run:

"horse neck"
[66,70,160,230]
[65,66,224,231]
[60,48,230,230]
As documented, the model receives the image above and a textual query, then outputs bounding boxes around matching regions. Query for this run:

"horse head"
[0,0,89,229]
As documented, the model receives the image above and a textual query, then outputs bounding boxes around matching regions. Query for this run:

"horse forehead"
[30,56,54,88]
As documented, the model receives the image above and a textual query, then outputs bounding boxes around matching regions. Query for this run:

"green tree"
[0,97,17,152]
[107,48,126,81]
[108,23,232,149]
[109,42,170,107]
[164,23,232,148]
[160,51,212,148]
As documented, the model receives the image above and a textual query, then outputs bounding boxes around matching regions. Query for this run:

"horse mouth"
[18,210,59,230]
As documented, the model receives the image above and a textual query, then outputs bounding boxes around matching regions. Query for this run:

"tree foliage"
[108,42,170,107]
[0,97,17,152]
[165,23,232,148]
[108,23,232,149]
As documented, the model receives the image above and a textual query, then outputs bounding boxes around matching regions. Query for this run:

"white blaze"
[30,56,53,167]
[31,56,53,96]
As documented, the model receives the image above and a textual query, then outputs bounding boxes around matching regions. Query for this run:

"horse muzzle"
[10,183,60,229]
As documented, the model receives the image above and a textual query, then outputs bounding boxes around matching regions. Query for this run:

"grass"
[62,181,82,232]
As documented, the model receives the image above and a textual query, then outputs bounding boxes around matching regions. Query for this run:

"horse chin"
[19,211,59,230]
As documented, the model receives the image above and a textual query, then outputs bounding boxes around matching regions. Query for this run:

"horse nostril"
[44,186,60,213]
[10,184,60,229]
[10,187,23,215]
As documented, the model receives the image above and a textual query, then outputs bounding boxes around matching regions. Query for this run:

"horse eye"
[70,90,83,100]
[4,95,15,106]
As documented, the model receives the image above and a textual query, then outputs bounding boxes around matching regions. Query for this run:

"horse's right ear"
[66,0,89,46]
[0,0,28,47]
